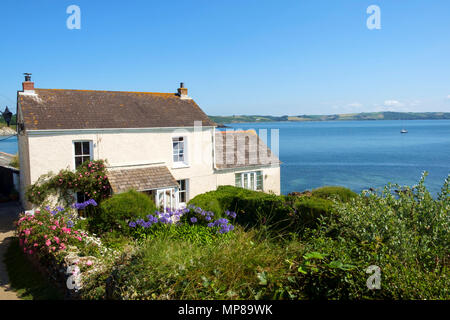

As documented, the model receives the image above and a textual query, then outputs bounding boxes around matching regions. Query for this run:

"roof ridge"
[35,88,177,95]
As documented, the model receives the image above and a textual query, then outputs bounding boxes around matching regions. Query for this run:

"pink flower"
[51,247,56,251]
[24,229,31,236]
[45,239,51,246]
[33,243,38,247]
[76,236,82,241]
[59,243,66,250]
[50,225,56,230]
[53,236,60,244]
[28,250,33,255]
[44,235,48,239]
[86,260,93,266]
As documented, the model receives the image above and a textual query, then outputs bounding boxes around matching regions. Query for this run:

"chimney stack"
[22,73,34,92]
[177,82,189,99]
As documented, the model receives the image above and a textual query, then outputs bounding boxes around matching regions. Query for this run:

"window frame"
[172,136,188,167]
[73,140,93,169]
[177,179,189,206]
[235,171,263,191]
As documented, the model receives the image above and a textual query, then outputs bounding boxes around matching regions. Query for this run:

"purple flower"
[71,198,98,210]
[129,221,137,228]
[190,217,197,223]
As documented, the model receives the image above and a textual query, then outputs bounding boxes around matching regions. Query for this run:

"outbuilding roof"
[107,166,178,193]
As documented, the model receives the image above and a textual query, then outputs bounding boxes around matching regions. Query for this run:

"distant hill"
[209,112,450,124]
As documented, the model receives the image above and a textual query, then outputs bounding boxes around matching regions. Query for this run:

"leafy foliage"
[92,189,157,234]
[25,160,111,206]
[311,186,357,202]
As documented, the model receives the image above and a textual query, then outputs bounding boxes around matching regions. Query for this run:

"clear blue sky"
[1,0,449,115]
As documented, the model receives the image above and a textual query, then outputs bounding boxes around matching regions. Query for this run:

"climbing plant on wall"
[26,160,111,206]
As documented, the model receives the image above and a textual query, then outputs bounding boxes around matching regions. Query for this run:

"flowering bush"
[16,200,109,263]
[25,160,111,206]
[16,207,86,260]
[128,205,237,241]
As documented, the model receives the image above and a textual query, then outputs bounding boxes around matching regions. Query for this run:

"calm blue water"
[226,120,450,196]
[0,135,17,154]
[1,120,449,195]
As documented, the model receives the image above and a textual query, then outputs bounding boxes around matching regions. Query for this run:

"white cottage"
[16,75,280,210]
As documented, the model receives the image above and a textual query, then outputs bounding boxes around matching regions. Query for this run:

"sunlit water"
[225,120,450,195]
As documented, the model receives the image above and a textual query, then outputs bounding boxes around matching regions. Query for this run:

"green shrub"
[94,190,157,234]
[292,196,334,231]
[188,186,295,234]
[304,172,450,299]
[311,186,357,202]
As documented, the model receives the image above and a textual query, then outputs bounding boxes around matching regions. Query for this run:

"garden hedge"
[188,186,337,234]
[93,189,157,234]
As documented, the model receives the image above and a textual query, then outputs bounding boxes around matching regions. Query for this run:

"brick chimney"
[22,73,35,92]
[177,82,190,99]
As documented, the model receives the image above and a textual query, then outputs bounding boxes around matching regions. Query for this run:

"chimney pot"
[177,82,189,99]
[22,73,34,92]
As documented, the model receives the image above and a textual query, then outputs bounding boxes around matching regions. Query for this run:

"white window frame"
[73,140,93,169]
[236,171,263,191]
[176,179,189,208]
[172,136,188,168]
[156,188,178,211]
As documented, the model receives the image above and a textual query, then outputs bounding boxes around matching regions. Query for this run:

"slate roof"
[214,130,280,170]
[107,166,178,193]
[18,89,216,130]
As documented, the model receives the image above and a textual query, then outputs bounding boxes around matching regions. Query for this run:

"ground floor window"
[235,171,263,191]
[177,179,188,205]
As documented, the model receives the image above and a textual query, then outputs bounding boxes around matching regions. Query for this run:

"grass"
[87,227,306,300]
[3,238,63,300]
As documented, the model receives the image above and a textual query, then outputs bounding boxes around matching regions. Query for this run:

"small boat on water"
[400,129,408,133]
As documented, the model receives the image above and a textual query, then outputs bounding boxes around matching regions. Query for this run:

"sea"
[225,120,450,196]
[1,120,449,195]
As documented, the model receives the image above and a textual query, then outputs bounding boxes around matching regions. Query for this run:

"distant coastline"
[209,111,450,125]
